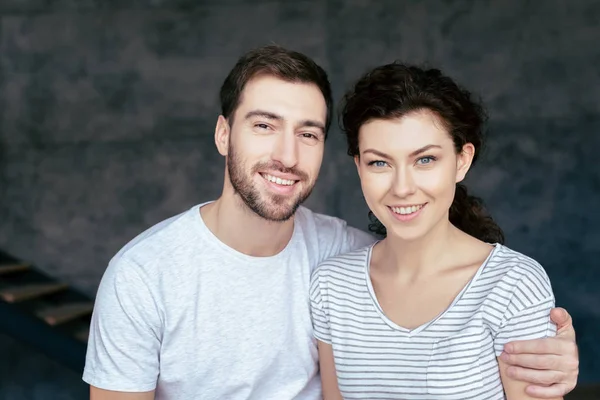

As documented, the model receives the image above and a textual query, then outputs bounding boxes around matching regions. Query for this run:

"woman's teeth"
[391,205,424,215]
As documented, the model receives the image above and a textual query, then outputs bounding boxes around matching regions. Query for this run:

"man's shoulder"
[112,203,203,267]
[296,206,348,230]
[295,206,376,257]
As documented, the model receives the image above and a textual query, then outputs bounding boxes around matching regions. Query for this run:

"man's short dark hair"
[220,45,333,136]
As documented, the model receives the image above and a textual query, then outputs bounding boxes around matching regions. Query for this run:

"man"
[84,46,579,399]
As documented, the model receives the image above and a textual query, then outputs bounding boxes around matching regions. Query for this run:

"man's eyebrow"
[244,110,283,121]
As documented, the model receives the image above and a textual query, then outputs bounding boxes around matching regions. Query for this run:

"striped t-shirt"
[309,243,556,400]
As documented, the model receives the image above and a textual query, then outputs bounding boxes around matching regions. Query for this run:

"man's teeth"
[263,174,295,186]
[391,205,424,215]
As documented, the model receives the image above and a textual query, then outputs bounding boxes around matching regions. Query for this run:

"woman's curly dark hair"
[340,62,504,244]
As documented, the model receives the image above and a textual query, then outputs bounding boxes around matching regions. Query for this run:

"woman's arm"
[498,357,562,400]
[499,307,578,398]
[318,340,344,400]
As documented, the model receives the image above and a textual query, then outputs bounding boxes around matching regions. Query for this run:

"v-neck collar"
[364,242,499,337]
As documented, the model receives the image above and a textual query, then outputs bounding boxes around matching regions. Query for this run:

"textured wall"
[0,0,598,396]
[0,333,88,399]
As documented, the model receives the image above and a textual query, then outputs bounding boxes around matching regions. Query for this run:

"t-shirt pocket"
[426,326,484,397]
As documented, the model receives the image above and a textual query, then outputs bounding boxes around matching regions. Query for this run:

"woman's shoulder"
[311,244,372,281]
[479,244,554,308]
[484,244,549,279]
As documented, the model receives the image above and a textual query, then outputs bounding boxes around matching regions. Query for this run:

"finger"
[499,352,562,370]
[551,308,576,341]
[503,337,570,355]
[550,307,569,326]
[505,365,564,386]
[525,383,571,398]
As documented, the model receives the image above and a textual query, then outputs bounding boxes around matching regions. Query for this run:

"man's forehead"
[236,77,327,124]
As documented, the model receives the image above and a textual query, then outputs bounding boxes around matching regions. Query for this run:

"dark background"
[0,0,598,398]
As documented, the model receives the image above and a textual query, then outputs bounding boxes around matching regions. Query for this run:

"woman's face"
[355,109,475,241]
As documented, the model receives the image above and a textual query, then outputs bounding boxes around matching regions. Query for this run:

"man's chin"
[258,203,299,222]
[247,195,301,221]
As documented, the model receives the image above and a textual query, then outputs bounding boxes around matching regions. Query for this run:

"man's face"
[222,75,327,222]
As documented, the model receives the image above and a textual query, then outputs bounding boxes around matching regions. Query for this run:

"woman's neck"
[375,219,461,280]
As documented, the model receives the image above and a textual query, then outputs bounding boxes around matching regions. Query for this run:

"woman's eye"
[417,156,436,165]
[368,160,388,167]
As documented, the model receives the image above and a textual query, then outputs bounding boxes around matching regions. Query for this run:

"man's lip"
[259,171,301,181]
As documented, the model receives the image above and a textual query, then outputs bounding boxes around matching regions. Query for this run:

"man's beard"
[227,141,314,222]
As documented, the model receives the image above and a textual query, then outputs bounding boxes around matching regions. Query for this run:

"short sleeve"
[309,271,332,344]
[82,257,163,392]
[493,264,557,357]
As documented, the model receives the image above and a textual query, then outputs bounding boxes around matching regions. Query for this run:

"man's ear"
[456,143,475,183]
[215,115,230,156]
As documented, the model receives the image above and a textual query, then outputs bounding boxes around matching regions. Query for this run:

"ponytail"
[449,184,504,244]
[366,183,504,244]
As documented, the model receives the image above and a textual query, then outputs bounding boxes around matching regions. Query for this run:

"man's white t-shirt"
[82,202,375,399]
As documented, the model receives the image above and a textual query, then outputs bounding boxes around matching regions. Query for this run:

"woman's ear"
[354,155,361,178]
[456,143,475,183]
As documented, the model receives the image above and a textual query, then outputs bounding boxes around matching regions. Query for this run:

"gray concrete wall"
[0,0,598,397]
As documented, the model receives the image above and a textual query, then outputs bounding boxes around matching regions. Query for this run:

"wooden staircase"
[0,251,93,372]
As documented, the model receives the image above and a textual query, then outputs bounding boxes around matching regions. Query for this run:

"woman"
[309,63,560,400]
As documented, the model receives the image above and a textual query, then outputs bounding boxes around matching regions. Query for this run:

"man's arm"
[499,307,579,398]
[90,387,155,400]
[83,258,162,395]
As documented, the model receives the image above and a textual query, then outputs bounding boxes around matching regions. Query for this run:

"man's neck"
[200,194,296,257]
